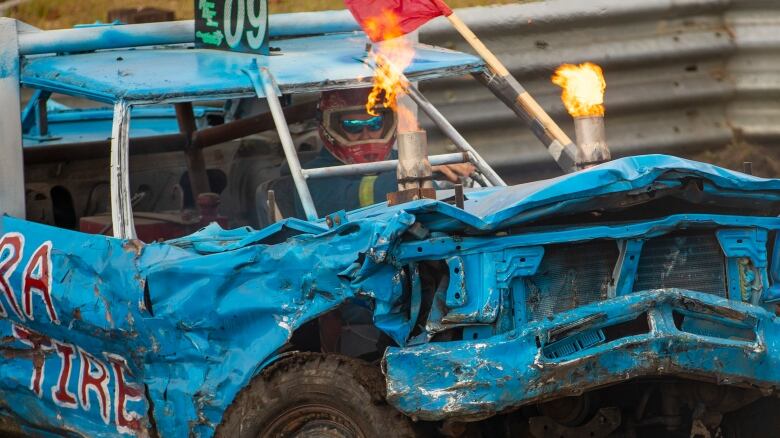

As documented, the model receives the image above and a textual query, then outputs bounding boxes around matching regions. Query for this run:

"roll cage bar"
[104,67,504,236]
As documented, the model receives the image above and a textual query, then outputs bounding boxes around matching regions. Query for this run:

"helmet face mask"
[340,114,385,135]
[318,89,398,165]
[322,105,397,148]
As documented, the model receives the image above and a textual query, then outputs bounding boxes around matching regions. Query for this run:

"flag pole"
[444,10,579,171]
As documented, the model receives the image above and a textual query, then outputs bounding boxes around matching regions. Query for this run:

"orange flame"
[552,62,606,118]
[365,10,418,131]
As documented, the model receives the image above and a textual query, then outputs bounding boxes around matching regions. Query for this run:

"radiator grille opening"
[525,241,619,321]
[541,313,651,360]
[673,311,756,342]
[634,233,727,297]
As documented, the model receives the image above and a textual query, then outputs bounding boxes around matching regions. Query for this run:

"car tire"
[720,397,780,438]
[216,352,419,438]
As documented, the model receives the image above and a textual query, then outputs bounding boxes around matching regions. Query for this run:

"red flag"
[345,0,453,42]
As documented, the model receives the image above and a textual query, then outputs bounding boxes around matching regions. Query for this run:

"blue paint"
[346,155,780,233]
[22,104,220,147]
[445,256,467,308]
[0,214,378,436]
[770,233,780,301]
[0,20,20,80]
[717,229,770,303]
[5,101,780,436]
[612,239,644,296]
[20,32,483,104]
[395,214,780,262]
[385,288,780,420]
[18,11,360,56]
[9,7,780,434]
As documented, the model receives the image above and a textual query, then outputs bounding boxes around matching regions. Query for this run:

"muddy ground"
[690,140,780,179]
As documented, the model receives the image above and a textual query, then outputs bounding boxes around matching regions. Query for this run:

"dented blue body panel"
[385,289,780,420]
[3,155,780,436]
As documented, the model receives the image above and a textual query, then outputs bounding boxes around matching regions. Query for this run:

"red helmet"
[318,88,397,165]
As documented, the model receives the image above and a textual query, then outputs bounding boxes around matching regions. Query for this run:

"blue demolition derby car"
[1,8,780,438]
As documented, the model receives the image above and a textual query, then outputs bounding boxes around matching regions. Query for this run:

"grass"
[8,0,525,29]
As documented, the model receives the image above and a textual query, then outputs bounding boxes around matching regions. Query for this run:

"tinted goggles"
[322,105,397,147]
[340,115,386,134]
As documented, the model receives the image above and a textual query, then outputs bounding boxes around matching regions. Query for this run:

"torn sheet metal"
[348,154,780,232]
[383,289,780,421]
[0,210,408,436]
[2,154,780,436]
[0,222,150,437]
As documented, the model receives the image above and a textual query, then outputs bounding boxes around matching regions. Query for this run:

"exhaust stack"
[574,115,611,168]
[388,129,436,206]
[552,62,611,169]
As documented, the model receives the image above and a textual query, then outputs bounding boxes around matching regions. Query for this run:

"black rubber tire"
[216,353,418,438]
[721,397,780,438]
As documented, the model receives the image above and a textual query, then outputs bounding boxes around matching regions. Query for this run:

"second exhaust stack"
[574,115,611,168]
[552,62,611,170]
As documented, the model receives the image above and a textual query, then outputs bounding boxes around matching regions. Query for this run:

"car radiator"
[525,233,727,321]
[633,233,727,297]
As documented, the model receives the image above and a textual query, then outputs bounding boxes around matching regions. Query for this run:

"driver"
[295,88,475,354]
[293,87,474,218]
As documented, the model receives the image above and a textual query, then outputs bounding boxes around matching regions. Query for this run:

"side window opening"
[50,186,77,230]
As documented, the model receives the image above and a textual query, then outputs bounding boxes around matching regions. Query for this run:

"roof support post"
[258,67,318,221]
[0,18,26,219]
[110,100,136,239]
[175,102,211,198]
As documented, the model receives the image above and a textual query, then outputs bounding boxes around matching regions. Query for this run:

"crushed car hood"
[185,154,780,251]
[344,154,780,232]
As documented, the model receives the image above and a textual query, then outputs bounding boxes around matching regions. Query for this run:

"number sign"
[195,0,270,54]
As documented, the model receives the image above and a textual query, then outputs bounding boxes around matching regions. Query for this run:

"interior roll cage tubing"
[259,67,319,221]
[255,70,509,224]
[104,76,507,234]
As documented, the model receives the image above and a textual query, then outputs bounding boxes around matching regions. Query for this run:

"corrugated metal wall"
[419,0,780,181]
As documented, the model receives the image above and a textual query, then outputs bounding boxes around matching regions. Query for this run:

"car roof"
[21,32,484,105]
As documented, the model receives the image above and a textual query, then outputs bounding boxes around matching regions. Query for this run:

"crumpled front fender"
[384,289,780,421]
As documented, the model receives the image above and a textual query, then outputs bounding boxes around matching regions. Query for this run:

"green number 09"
[224,0,267,50]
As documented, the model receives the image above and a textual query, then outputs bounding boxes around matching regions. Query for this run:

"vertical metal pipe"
[573,116,611,168]
[258,68,318,221]
[110,100,136,239]
[35,93,48,137]
[0,18,26,219]
[454,184,465,209]
[405,84,506,187]
[175,102,211,197]
[396,130,433,192]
